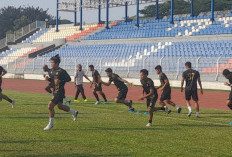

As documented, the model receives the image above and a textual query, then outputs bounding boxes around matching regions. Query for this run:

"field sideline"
[0,90,232,157]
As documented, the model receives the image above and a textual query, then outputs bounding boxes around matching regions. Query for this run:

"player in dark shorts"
[138,69,166,127]
[222,69,232,110]
[181,62,203,118]
[89,65,108,105]
[155,65,181,113]
[0,66,15,108]
[101,68,134,112]
[43,64,71,105]
[43,55,78,131]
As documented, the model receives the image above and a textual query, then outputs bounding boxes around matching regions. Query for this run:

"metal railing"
[0,56,231,82]
[0,21,46,47]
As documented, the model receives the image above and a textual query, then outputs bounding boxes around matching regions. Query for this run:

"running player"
[0,66,15,108]
[43,55,78,131]
[138,69,166,127]
[74,64,91,103]
[43,64,71,105]
[101,68,134,111]
[89,65,108,104]
[181,62,203,118]
[155,65,181,113]
[222,69,232,110]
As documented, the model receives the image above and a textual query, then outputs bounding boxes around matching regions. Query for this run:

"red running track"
[1,78,231,111]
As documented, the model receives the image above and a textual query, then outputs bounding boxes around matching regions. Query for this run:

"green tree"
[0,6,72,40]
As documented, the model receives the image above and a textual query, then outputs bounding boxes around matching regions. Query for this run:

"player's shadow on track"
[177,124,231,128]
[88,126,178,131]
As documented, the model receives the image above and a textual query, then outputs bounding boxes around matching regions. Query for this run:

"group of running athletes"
[0,54,232,130]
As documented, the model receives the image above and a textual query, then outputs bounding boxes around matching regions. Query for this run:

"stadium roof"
[58,0,157,12]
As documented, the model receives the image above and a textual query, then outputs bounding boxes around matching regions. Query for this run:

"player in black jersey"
[43,55,78,131]
[222,69,232,110]
[101,68,134,112]
[155,65,181,113]
[181,62,203,118]
[43,65,71,105]
[139,69,166,127]
[89,65,108,104]
[0,66,15,108]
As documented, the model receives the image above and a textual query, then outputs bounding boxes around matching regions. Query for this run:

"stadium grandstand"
[0,0,232,83]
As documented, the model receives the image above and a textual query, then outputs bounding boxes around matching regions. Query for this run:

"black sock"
[102,93,107,102]
[149,120,152,123]
[93,93,99,101]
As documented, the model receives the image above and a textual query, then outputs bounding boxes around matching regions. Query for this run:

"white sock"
[188,106,192,112]
[69,109,75,115]
[196,112,199,116]
[49,117,54,125]
[65,97,70,101]
[175,105,179,110]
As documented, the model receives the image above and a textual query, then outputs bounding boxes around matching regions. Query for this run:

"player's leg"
[44,101,56,130]
[164,89,181,113]
[0,92,15,108]
[192,90,199,118]
[159,92,171,114]
[114,88,134,111]
[98,91,108,104]
[185,90,192,117]
[226,100,232,110]
[165,99,181,113]
[93,88,100,104]
[79,84,87,101]
[227,91,232,110]
[56,94,78,120]
[75,85,81,102]
[57,102,78,120]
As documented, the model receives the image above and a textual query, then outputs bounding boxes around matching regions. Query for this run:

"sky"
[0,0,155,24]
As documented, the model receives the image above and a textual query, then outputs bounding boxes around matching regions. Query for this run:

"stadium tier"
[1,16,232,81]
[84,17,232,40]
[22,40,232,76]
[23,24,104,43]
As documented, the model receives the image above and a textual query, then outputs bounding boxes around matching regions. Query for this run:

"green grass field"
[0,90,232,157]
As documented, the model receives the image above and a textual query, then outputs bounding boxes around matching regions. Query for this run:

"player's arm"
[101,79,112,86]
[84,75,92,83]
[160,79,169,91]
[197,77,203,95]
[181,77,185,92]
[224,82,232,87]
[74,76,77,86]
[156,83,162,89]
[117,77,133,86]
[0,68,7,78]
[139,88,154,100]
[57,70,71,85]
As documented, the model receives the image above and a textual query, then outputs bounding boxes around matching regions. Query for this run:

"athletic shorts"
[117,87,128,100]
[228,91,232,101]
[146,93,158,109]
[160,88,171,101]
[94,83,102,92]
[51,92,65,104]
[185,89,198,101]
